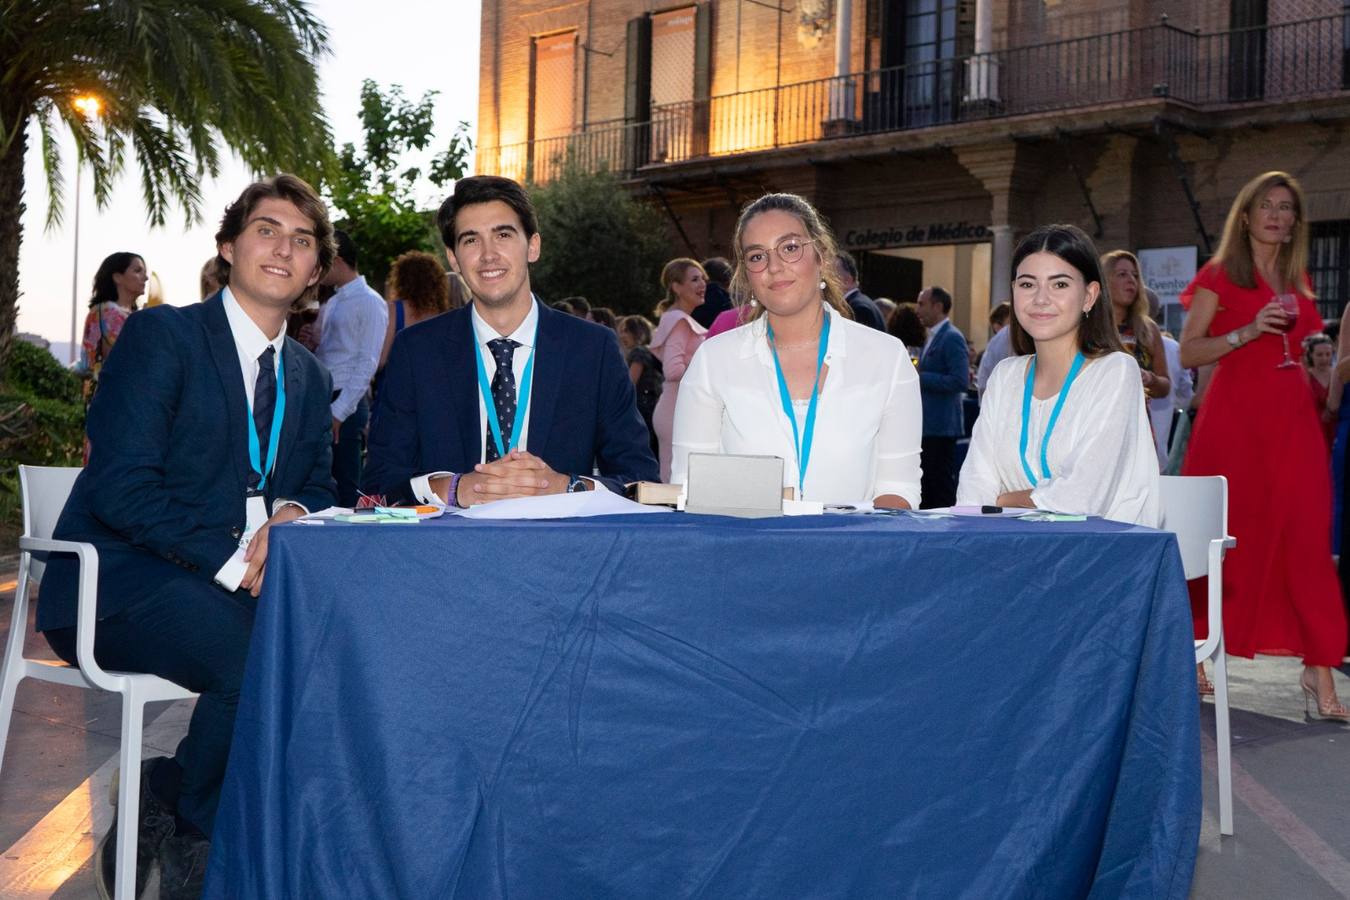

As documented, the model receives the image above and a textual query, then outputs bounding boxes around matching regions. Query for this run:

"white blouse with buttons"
[670,303,922,507]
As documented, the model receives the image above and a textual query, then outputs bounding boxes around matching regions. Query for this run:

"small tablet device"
[684,453,785,518]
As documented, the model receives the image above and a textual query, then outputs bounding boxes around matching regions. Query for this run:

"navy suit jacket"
[918,319,970,437]
[363,301,658,504]
[37,295,337,632]
[845,289,887,331]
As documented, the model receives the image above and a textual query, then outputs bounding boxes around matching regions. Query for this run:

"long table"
[205,512,1200,899]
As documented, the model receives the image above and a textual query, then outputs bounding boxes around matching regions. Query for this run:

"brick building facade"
[477,0,1350,345]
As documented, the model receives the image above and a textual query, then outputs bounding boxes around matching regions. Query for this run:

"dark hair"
[835,251,859,281]
[887,302,927,348]
[563,295,591,317]
[551,299,576,316]
[925,285,953,314]
[590,306,618,330]
[90,252,144,307]
[619,314,654,346]
[388,250,449,315]
[1008,224,1123,359]
[214,174,336,283]
[438,175,539,247]
[988,301,1012,327]
[333,229,358,269]
[702,256,733,286]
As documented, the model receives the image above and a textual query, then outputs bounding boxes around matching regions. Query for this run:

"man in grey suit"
[916,285,969,508]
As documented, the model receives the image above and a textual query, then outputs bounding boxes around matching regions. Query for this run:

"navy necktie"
[251,346,276,489]
[485,338,520,462]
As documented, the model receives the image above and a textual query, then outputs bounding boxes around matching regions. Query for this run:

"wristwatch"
[566,474,588,493]
[1226,330,1243,349]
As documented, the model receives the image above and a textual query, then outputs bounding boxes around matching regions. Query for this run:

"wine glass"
[1273,293,1299,369]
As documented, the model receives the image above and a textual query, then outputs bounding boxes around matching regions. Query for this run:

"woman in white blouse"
[957,224,1161,526]
[671,193,922,508]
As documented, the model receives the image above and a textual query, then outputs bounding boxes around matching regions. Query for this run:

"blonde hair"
[1100,249,1157,342]
[1214,171,1314,299]
[655,258,705,317]
[730,193,852,323]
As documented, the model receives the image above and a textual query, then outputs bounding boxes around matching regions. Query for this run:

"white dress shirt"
[956,351,1161,526]
[215,287,303,591]
[670,303,923,507]
[315,274,388,421]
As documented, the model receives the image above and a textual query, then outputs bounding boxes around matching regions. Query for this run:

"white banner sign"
[1138,246,1198,306]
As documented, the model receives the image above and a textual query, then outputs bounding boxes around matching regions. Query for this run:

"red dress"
[1181,262,1347,664]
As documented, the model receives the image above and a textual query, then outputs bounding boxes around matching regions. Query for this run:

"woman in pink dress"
[650,258,709,481]
[79,252,147,463]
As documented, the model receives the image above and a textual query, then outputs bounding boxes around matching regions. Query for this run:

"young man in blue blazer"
[916,285,971,508]
[364,176,658,506]
[38,175,339,898]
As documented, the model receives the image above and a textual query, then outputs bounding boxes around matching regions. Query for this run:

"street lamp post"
[69,94,102,366]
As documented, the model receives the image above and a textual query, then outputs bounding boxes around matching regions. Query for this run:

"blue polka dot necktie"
[485,337,519,462]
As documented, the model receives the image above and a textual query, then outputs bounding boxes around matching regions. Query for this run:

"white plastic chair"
[0,465,196,899]
[1158,474,1237,836]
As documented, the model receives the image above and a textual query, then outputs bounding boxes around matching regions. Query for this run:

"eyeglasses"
[743,237,817,273]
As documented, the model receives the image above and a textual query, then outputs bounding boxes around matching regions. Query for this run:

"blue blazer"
[919,320,970,438]
[37,295,337,632]
[363,301,658,503]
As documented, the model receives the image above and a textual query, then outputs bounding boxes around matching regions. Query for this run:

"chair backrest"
[1157,475,1228,580]
[19,465,82,584]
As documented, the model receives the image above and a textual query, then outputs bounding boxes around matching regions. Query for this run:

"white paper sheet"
[454,491,672,520]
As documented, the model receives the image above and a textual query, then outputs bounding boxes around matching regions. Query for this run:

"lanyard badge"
[472,321,538,460]
[767,310,830,497]
[1019,351,1084,486]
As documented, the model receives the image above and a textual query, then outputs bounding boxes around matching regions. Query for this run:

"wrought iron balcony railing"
[477,13,1349,183]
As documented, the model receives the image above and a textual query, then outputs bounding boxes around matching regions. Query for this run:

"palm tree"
[0,0,336,375]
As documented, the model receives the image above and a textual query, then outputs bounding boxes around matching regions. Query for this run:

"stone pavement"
[0,558,1345,898]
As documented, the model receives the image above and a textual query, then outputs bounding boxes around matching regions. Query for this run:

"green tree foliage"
[0,341,85,534]
[0,0,336,381]
[326,80,472,290]
[528,163,675,317]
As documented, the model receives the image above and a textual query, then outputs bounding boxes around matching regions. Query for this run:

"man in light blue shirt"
[316,230,388,505]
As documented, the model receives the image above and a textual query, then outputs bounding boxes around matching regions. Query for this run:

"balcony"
[478,13,1350,183]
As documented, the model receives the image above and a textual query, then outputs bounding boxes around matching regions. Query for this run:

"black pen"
[981,505,1003,514]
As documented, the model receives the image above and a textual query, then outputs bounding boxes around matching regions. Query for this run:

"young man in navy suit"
[916,285,971,508]
[38,175,339,898]
[364,176,658,506]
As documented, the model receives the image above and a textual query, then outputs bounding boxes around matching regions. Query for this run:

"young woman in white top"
[957,224,1161,526]
[671,193,921,508]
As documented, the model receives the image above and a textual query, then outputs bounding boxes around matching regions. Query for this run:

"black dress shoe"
[96,759,177,899]
[158,832,211,900]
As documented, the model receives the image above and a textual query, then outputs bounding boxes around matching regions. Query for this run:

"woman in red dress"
[1179,171,1348,721]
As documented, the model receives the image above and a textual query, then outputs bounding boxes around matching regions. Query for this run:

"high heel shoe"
[1300,671,1350,722]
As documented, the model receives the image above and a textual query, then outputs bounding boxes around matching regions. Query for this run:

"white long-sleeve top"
[671,303,922,507]
[956,351,1161,526]
[1147,334,1193,468]
[316,275,388,421]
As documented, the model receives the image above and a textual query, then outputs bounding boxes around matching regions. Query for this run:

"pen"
[981,505,1002,514]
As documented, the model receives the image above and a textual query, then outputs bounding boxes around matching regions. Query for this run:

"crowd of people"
[43,167,1349,898]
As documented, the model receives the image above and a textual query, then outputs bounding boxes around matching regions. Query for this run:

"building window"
[530,31,577,180]
[1228,0,1267,101]
[1310,220,1350,323]
[650,7,697,162]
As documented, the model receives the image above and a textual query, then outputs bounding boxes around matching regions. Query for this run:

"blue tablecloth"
[206,512,1200,899]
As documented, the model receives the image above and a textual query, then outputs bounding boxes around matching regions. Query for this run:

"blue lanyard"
[1019,351,1084,486]
[472,323,537,460]
[247,346,286,493]
[767,311,830,496]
